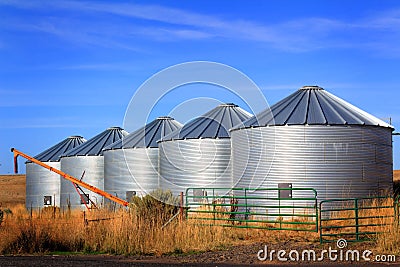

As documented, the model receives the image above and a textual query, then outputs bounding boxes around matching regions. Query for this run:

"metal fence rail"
[185,187,400,241]
[185,187,318,232]
[319,196,400,243]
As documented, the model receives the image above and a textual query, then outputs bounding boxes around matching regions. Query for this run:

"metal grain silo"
[60,127,128,209]
[159,103,252,197]
[25,136,86,209]
[103,117,182,202]
[231,86,394,209]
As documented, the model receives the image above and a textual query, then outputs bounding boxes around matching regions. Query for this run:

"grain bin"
[231,86,394,216]
[60,127,128,209]
[103,117,182,202]
[25,136,86,209]
[159,103,252,197]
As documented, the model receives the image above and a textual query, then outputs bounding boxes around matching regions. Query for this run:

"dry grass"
[3,198,398,256]
[1,180,399,256]
[0,175,25,208]
[376,222,400,255]
[321,198,395,234]
[375,198,400,255]
[394,170,400,182]
[320,197,400,255]
[0,203,319,256]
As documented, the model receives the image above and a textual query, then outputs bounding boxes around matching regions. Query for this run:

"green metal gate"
[185,187,400,241]
[319,196,400,243]
[185,187,318,232]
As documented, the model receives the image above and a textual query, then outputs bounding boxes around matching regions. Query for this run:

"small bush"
[130,189,179,226]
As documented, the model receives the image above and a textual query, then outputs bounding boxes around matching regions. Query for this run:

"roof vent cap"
[300,85,324,90]
[107,126,123,130]
[156,116,173,120]
[219,103,238,107]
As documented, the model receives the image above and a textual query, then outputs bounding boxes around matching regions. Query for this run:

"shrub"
[130,189,179,226]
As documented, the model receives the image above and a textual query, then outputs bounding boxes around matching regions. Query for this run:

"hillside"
[394,170,400,181]
[0,174,25,208]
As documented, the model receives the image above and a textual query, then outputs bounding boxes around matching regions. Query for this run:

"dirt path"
[1,241,399,266]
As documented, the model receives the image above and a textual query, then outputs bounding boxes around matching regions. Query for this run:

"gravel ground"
[1,241,399,266]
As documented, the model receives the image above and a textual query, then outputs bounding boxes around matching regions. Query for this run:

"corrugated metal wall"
[159,138,232,197]
[60,156,104,209]
[104,148,159,200]
[232,125,393,200]
[26,162,60,209]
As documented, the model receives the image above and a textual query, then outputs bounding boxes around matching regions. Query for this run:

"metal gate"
[185,187,318,232]
[319,196,400,243]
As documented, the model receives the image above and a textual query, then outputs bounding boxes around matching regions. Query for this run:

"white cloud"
[1,0,400,55]
[130,27,214,41]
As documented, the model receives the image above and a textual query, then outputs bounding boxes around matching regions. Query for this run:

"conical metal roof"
[62,127,128,157]
[160,103,252,141]
[104,117,182,150]
[30,136,86,162]
[236,86,393,129]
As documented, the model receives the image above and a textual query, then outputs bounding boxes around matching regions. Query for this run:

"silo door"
[44,196,52,206]
[80,194,90,204]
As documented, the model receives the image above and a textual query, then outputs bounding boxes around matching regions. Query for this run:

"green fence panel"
[185,187,318,232]
[319,196,400,244]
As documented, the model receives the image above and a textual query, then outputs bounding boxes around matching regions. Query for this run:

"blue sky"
[1,0,400,173]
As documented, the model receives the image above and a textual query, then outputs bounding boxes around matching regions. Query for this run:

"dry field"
[0,173,400,263]
[0,204,317,256]
[394,170,400,181]
[0,201,398,266]
[0,175,25,208]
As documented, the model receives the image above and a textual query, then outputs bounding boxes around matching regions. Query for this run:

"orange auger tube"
[11,148,129,207]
